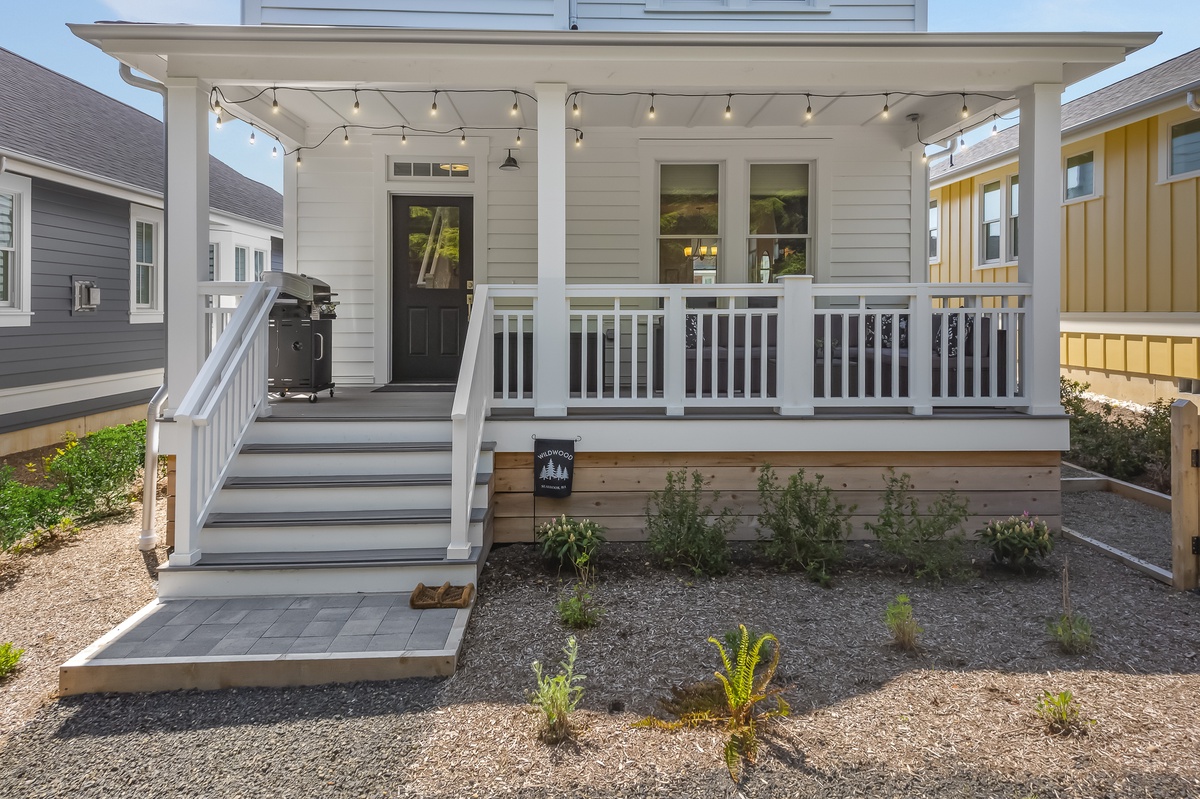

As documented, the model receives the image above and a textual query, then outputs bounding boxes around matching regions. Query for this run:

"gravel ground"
[1062,490,1174,571]
[1060,463,1096,479]
[1,534,1197,798]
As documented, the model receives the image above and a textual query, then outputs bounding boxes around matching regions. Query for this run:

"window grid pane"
[1065,153,1094,200]
[136,263,152,306]
[0,250,10,304]
[1007,177,1019,260]
[748,163,808,236]
[254,251,265,280]
[235,248,247,281]
[928,200,939,260]
[1171,117,1200,176]
[0,193,13,249]
[981,182,1000,263]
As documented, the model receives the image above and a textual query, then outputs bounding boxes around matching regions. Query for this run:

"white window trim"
[129,204,163,324]
[1157,108,1200,185]
[1005,175,1019,266]
[253,249,267,280]
[928,198,940,265]
[746,160,813,284]
[0,172,33,327]
[234,245,248,282]
[973,171,1019,270]
[1062,145,1103,206]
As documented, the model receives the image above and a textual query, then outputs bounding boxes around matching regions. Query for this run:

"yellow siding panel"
[1147,336,1173,375]
[1064,203,1087,311]
[1060,333,1069,364]
[1170,178,1199,312]
[1103,127,1127,311]
[1124,123,1149,312]
[1084,333,1105,369]
[1084,199,1106,311]
[1126,337,1148,374]
[1104,335,1126,372]
[1145,121,1174,312]
[1065,333,1086,367]
[1174,339,1200,380]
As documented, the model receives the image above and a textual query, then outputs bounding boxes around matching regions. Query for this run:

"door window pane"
[1065,152,1094,200]
[659,164,719,283]
[1171,117,1200,176]
[747,163,809,282]
[409,205,461,290]
[747,238,807,283]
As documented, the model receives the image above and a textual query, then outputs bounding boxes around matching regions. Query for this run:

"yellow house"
[930,48,1200,405]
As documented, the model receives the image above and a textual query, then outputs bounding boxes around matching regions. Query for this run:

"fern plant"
[756,465,853,585]
[637,625,789,783]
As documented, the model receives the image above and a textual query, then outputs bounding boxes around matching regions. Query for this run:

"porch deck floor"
[265,386,454,420]
[59,593,470,695]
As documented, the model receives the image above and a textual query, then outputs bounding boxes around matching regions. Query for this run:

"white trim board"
[1060,313,1200,338]
[0,369,163,417]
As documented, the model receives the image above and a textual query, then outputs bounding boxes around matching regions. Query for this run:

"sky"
[1,0,1196,193]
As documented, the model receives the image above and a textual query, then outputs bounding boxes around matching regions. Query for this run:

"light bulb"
[725,95,732,119]
[992,122,998,136]
[460,130,467,144]
[431,91,439,115]
[511,92,519,116]
[353,96,360,114]
[575,130,583,147]
[572,98,579,116]
[271,90,279,114]
[961,95,969,118]
[215,114,222,129]
[296,153,302,167]
[882,94,890,119]
[648,94,656,119]
[343,128,350,144]
[515,129,522,145]
[805,95,813,120]
[271,145,278,158]
[213,98,222,114]
[921,151,928,163]
[401,128,407,144]
[249,129,256,145]
[960,136,966,148]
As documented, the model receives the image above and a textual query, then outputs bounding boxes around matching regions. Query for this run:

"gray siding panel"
[0,389,155,436]
[0,178,164,391]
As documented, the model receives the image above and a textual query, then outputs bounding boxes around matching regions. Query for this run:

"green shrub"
[535,514,606,573]
[0,642,24,681]
[884,594,922,652]
[981,513,1053,572]
[865,471,971,580]
[1061,378,1172,490]
[637,625,789,783]
[1050,555,1093,655]
[529,637,585,744]
[0,468,69,550]
[557,552,603,629]
[756,465,853,585]
[1035,690,1093,736]
[645,469,735,577]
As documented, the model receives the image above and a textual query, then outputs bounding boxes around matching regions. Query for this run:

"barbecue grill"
[264,272,337,402]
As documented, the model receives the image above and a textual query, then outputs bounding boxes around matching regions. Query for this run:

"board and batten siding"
[243,0,924,31]
[930,114,1200,397]
[0,178,162,433]
[297,127,919,382]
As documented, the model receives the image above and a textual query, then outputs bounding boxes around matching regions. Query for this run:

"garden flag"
[533,438,575,498]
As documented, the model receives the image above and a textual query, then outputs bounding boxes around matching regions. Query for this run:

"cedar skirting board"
[492,450,1061,542]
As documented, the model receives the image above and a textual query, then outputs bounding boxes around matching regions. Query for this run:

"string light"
[882,93,890,119]
[352,90,360,114]
[575,129,583,147]
[648,93,656,119]
[725,95,733,119]
[431,90,439,116]
[511,92,519,116]
[214,113,222,129]
[572,96,579,116]
[271,145,278,158]
[401,127,407,144]
[213,98,222,115]
[961,94,969,118]
[271,88,279,114]
[805,95,813,120]
[515,128,522,145]
[296,152,302,167]
[343,127,350,145]
[249,129,256,145]
[921,151,928,163]
[460,129,467,144]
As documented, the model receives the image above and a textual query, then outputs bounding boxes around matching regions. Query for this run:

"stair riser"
[157,562,483,599]
[210,482,488,514]
[247,420,453,445]
[228,449,493,478]
[200,521,489,553]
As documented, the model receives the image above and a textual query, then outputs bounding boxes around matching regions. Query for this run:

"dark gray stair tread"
[240,441,497,455]
[170,546,482,571]
[223,472,491,489]
[205,507,488,528]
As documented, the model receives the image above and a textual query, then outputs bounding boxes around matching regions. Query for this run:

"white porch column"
[1016,83,1064,415]
[164,78,211,417]
[534,82,569,417]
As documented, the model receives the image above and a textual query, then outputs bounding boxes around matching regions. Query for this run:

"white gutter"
[1188,91,1200,112]
[925,135,959,165]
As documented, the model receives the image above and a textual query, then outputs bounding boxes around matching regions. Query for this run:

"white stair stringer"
[159,416,494,599]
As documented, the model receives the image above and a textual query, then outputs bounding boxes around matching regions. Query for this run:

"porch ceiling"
[71,24,1157,144]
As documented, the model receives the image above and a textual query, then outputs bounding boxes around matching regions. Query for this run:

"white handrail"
[448,284,493,560]
[169,280,278,566]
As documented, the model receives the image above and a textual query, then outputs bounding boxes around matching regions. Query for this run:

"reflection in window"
[135,220,156,307]
[747,163,809,283]
[1170,117,1200,177]
[1007,176,1019,260]
[658,164,720,284]
[981,181,1001,263]
[409,205,461,290]
[1065,152,1094,200]
[928,199,939,261]
[0,192,12,305]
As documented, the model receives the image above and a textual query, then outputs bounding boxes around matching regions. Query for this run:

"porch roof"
[71,24,1156,143]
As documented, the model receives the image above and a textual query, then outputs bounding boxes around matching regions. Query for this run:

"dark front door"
[392,196,474,381]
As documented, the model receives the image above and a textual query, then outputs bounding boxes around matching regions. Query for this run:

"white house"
[70,1,1155,600]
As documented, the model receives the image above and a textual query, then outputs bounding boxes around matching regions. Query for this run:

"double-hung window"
[0,172,32,326]
[980,181,1002,264]
[1064,152,1095,200]
[234,246,248,281]
[129,205,163,323]
[928,199,939,262]
[658,163,720,284]
[1169,117,1200,178]
[747,163,809,283]
[253,250,266,281]
[1006,176,1019,260]
[977,176,1020,267]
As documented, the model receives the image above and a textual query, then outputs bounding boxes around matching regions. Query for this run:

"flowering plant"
[980,513,1053,571]
[535,514,606,572]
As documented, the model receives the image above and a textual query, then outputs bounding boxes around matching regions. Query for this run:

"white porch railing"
[200,280,257,356]
[448,284,494,560]
[170,280,278,565]
[484,279,1032,416]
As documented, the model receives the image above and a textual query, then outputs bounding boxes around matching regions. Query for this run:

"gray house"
[0,48,283,455]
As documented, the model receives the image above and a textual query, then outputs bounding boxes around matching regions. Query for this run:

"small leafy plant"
[0,642,24,680]
[536,514,606,573]
[981,513,1053,572]
[884,594,922,652]
[637,625,789,783]
[1049,557,1093,655]
[1035,690,1093,736]
[645,469,735,577]
[529,637,585,744]
[756,465,854,585]
[865,470,971,580]
[557,552,603,629]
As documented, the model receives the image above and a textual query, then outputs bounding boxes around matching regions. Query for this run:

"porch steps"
[157,412,494,599]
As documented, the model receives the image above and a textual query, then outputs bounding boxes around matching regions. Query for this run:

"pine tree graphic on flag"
[540,459,556,481]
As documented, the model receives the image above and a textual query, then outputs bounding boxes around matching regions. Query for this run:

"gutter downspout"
[1188,91,1200,112]
[925,136,960,166]
[120,64,168,552]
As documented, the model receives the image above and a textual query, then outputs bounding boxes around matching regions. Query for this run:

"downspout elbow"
[119,63,166,98]
[924,135,959,165]
[1188,91,1200,113]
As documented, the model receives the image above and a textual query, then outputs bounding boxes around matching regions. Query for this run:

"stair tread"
[206,507,488,527]
[223,472,491,489]
[240,441,497,454]
[169,546,482,570]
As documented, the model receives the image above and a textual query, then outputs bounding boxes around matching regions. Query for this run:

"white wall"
[243,0,926,31]
[295,125,918,383]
